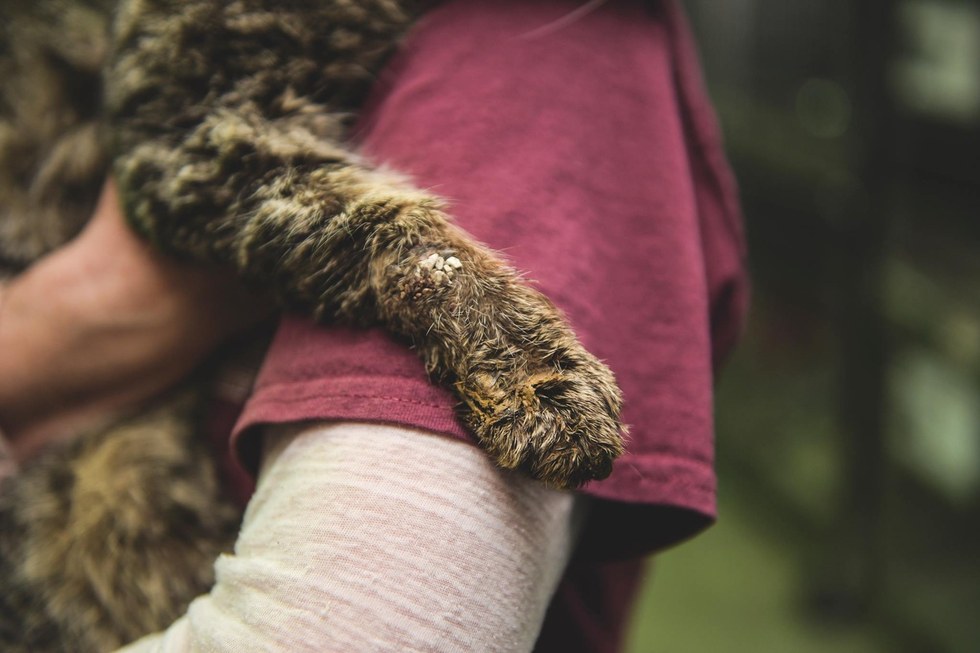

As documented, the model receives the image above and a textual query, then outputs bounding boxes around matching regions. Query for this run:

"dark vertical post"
[826,0,899,617]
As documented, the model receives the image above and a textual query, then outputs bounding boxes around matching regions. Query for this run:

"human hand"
[0,178,272,461]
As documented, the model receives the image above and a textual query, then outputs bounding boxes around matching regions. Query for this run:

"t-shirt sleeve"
[232,0,747,559]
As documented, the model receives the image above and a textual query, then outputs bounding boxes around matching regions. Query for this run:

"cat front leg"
[106,0,625,487]
[369,212,626,487]
[112,107,625,486]
[228,170,629,487]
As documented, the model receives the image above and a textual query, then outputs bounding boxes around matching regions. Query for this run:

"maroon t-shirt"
[228,1,747,651]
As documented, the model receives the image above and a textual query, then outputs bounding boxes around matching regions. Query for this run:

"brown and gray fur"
[0,391,241,651]
[0,0,626,650]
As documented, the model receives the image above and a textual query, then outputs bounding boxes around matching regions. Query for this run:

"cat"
[0,1,625,650]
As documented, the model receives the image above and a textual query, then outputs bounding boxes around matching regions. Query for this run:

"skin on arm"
[0,179,269,461]
[117,422,585,653]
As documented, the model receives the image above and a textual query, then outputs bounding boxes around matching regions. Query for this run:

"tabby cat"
[0,1,625,650]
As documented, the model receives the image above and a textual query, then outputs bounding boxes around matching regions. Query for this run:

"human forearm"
[118,423,584,653]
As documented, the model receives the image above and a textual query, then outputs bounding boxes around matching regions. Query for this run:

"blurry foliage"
[631,0,980,651]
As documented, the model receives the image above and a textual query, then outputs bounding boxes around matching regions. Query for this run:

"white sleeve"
[118,422,585,653]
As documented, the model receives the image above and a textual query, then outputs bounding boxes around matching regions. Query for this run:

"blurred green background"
[626,1,980,651]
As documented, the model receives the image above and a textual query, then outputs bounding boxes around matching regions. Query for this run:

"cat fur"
[0,1,626,650]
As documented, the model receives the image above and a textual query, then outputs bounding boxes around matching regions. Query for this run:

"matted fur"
[0,1,626,650]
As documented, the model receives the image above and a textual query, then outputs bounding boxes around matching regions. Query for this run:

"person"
[0,1,748,651]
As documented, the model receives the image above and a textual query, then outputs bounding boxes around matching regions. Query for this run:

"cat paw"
[378,239,626,488]
[456,352,625,489]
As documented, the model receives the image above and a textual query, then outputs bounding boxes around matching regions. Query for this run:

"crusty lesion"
[415,250,464,287]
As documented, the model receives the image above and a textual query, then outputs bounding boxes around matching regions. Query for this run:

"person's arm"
[0,179,268,460]
[118,422,584,653]
[0,180,582,651]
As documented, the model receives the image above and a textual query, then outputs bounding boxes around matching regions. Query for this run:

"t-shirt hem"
[232,376,717,551]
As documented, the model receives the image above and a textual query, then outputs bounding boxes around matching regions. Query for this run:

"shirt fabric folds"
[224,1,748,651]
